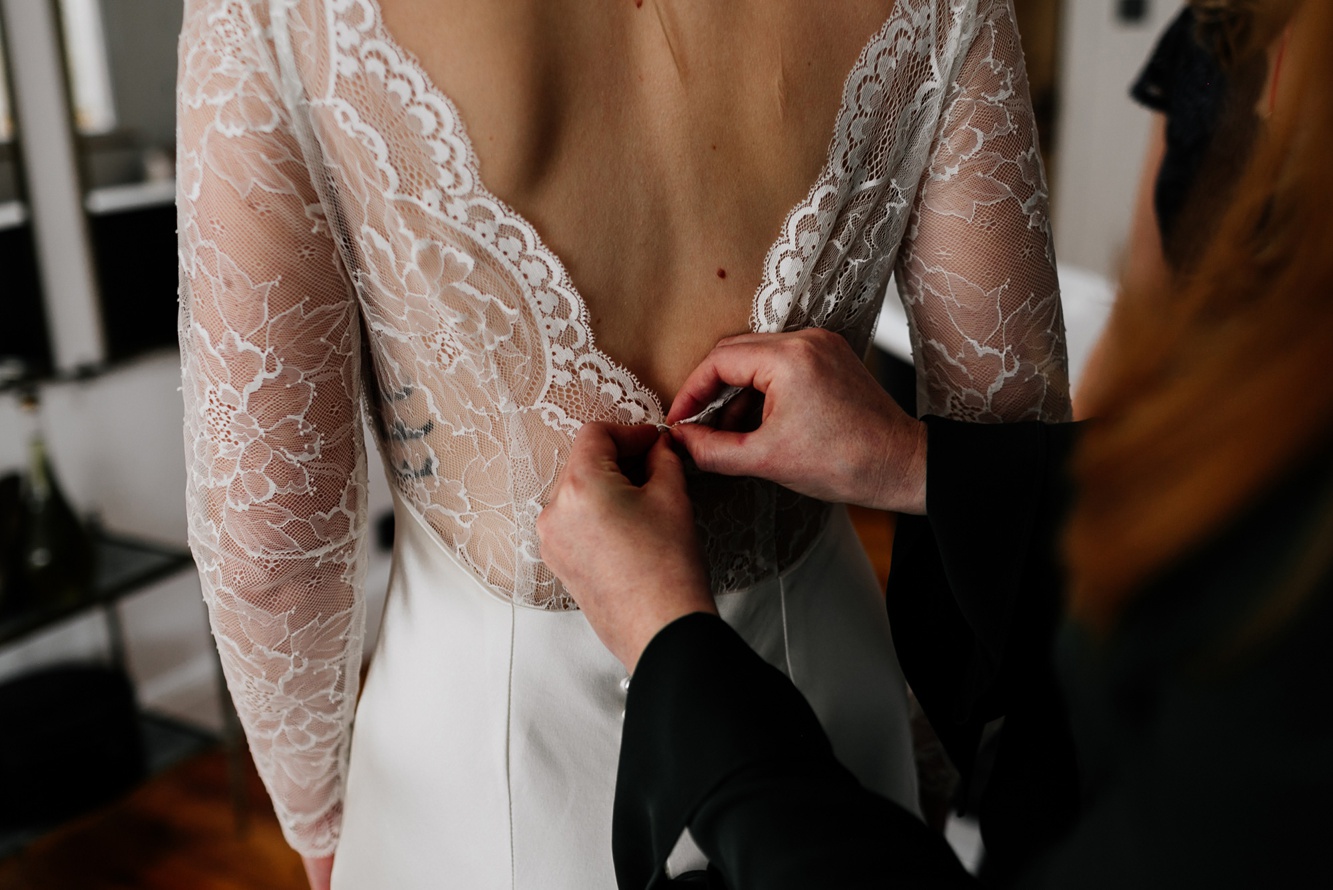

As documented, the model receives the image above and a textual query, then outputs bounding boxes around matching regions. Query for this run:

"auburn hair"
[1065,0,1333,632]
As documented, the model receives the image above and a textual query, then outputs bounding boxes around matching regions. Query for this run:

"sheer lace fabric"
[178,0,1069,855]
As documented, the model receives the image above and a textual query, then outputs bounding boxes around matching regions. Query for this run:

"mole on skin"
[717,268,727,279]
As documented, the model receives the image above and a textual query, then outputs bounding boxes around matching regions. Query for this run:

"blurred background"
[0,1,1179,886]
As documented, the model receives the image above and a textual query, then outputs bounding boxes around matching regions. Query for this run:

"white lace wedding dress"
[177,0,1069,885]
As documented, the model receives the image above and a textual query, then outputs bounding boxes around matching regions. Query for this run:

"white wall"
[1052,0,1181,280]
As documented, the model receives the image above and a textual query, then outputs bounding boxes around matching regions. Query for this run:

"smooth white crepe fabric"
[332,496,917,889]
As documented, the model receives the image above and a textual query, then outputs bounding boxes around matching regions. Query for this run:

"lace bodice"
[178,0,1069,855]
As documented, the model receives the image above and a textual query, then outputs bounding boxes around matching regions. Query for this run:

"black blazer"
[612,417,1333,889]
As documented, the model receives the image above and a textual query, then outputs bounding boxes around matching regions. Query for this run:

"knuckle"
[573,422,606,449]
[535,510,556,544]
[790,336,820,368]
[751,443,774,477]
[809,327,840,355]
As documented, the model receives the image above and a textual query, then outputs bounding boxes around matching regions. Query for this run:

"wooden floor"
[0,509,898,889]
[0,747,305,890]
[849,504,896,589]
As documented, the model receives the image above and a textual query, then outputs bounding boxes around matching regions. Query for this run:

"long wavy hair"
[1065,0,1333,634]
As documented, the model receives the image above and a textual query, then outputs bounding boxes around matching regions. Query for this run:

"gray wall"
[1052,0,1181,280]
[100,0,181,150]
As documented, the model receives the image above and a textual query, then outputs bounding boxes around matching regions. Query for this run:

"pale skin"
[668,329,927,515]
[536,425,718,673]
[302,856,333,890]
[538,329,926,675]
[375,0,899,403]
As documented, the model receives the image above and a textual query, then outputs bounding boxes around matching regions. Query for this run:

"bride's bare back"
[379,0,897,400]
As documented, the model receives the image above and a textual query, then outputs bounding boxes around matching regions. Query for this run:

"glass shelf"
[0,532,221,861]
[0,530,193,648]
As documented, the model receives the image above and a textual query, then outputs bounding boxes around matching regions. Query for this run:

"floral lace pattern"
[178,0,1069,856]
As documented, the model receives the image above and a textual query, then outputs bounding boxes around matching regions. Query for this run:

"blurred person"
[538,0,1333,884]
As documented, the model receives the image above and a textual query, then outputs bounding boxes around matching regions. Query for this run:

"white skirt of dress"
[331,495,917,889]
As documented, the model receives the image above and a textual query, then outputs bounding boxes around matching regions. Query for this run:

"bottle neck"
[20,396,51,501]
[27,435,52,502]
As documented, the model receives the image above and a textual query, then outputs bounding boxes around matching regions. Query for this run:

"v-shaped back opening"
[357,0,906,411]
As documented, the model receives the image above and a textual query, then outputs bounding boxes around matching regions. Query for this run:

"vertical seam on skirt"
[505,602,517,890]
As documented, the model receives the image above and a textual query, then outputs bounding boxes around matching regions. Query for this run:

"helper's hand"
[667,329,927,514]
[538,423,716,674]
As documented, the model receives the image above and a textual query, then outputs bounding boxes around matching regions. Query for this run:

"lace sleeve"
[896,0,1071,423]
[177,0,367,856]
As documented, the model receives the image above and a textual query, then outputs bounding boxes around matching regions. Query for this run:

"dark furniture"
[0,530,246,858]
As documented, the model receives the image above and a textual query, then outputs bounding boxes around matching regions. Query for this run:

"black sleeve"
[887,417,1081,881]
[1020,461,1333,889]
[613,421,1333,889]
[613,613,976,890]
[1127,6,1234,252]
[614,419,1082,888]
[1020,596,1333,889]
[1129,8,1198,113]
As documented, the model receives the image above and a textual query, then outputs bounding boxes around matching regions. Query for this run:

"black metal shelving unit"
[0,531,246,859]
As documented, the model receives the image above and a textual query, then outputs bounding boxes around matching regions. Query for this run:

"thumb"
[671,423,771,479]
[602,422,662,459]
[643,434,687,487]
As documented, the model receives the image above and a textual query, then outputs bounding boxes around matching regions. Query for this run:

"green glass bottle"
[18,388,95,611]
